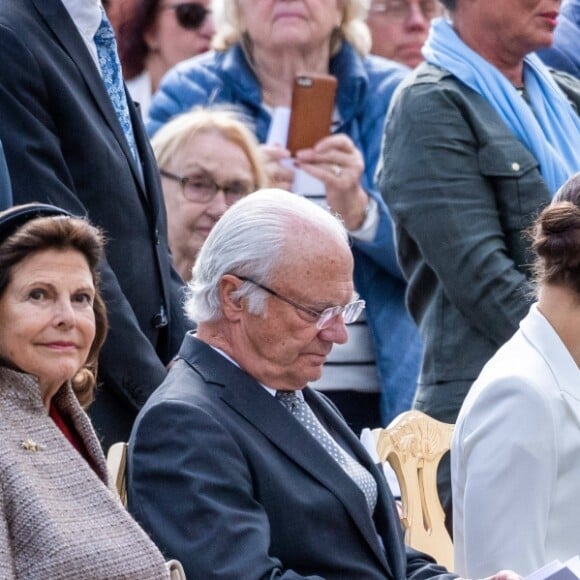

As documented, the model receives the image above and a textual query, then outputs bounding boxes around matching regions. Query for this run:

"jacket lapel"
[181,336,393,576]
[306,389,405,577]
[31,0,146,193]
[521,305,580,426]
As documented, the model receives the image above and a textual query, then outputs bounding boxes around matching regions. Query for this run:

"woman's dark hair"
[0,213,109,408]
[531,173,580,296]
[118,0,160,80]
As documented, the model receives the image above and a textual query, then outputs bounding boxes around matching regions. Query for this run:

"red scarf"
[49,402,96,472]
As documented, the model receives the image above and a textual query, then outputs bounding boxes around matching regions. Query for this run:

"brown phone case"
[287,73,337,156]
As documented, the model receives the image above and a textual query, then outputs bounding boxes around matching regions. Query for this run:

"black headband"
[0,203,73,245]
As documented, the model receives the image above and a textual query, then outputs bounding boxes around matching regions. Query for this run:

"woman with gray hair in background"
[145,0,420,434]
[152,107,267,282]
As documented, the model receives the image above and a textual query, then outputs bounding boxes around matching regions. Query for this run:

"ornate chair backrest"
[106,441,128,507]
[373,410,454,570]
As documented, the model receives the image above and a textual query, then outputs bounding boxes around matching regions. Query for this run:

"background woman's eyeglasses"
[160,169,253,205]
[369,0,440,21]
[161,2,210,30]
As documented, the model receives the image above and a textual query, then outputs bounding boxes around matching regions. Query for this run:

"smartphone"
[287,73,337,156]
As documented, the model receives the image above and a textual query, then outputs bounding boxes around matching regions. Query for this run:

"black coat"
[0,0,191,448]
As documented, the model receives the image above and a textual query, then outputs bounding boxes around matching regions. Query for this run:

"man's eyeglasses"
[161,2,210,30]
[237,276,365,330]
[160,169,253,205]
[369,0,440,20]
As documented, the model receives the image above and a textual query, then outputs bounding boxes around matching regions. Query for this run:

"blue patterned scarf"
[423,18,580,195]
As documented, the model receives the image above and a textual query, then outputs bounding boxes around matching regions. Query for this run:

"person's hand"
[295,134,368,230]
[260,144,294,191]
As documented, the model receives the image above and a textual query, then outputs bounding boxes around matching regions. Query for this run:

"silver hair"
[184,189,349,322]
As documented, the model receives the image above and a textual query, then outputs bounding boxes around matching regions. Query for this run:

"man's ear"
[219,274,244,321]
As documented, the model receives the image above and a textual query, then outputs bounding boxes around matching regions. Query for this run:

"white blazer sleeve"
[452,373,558,577]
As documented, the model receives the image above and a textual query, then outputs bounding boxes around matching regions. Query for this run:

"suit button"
[511,162,520,172]
[154,228,160,245]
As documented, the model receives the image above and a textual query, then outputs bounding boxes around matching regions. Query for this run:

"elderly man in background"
[127,189,519,580]
[367,0,443,68]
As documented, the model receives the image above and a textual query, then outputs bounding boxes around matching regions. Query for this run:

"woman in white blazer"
[452,172,580,578]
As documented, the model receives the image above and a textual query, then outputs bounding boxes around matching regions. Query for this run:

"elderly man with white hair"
[127,189,519,580]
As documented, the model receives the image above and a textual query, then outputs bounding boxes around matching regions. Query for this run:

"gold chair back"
[373,410,454,570]
[106,441,128,507]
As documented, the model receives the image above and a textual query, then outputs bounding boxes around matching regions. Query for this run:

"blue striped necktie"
[94,8,139,162]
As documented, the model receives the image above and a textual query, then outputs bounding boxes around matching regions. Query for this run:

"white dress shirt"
[127,70,153,119]
[60,0,105,72]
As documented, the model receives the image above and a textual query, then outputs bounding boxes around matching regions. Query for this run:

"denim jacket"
[148,42,419,422]
[379,62,580,421]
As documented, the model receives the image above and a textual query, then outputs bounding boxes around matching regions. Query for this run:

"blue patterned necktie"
[94,8,138,162]
[276,390,378,512]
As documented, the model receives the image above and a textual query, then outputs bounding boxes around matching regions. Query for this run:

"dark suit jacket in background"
[0,0,191,449]
[128,334,456,580]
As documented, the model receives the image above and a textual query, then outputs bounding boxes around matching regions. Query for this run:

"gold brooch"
[21,438,44,452]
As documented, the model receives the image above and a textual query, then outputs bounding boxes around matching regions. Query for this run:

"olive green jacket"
[378,63,580,417]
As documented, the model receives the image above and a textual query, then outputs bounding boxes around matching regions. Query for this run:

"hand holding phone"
[287,73,337,157]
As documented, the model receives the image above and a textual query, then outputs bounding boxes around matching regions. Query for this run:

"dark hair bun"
[534,201,580,272]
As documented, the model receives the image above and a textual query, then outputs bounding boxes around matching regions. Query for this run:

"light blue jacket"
[147,42,420,422]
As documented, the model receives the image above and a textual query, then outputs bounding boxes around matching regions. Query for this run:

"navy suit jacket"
[128,334,456,580]
[0,0,191,448]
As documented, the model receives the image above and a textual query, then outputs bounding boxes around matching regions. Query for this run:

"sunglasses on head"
[162,2,210,30]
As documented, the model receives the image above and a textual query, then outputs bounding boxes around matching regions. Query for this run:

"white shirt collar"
[61,0,103,44]
[207,343,304,400]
